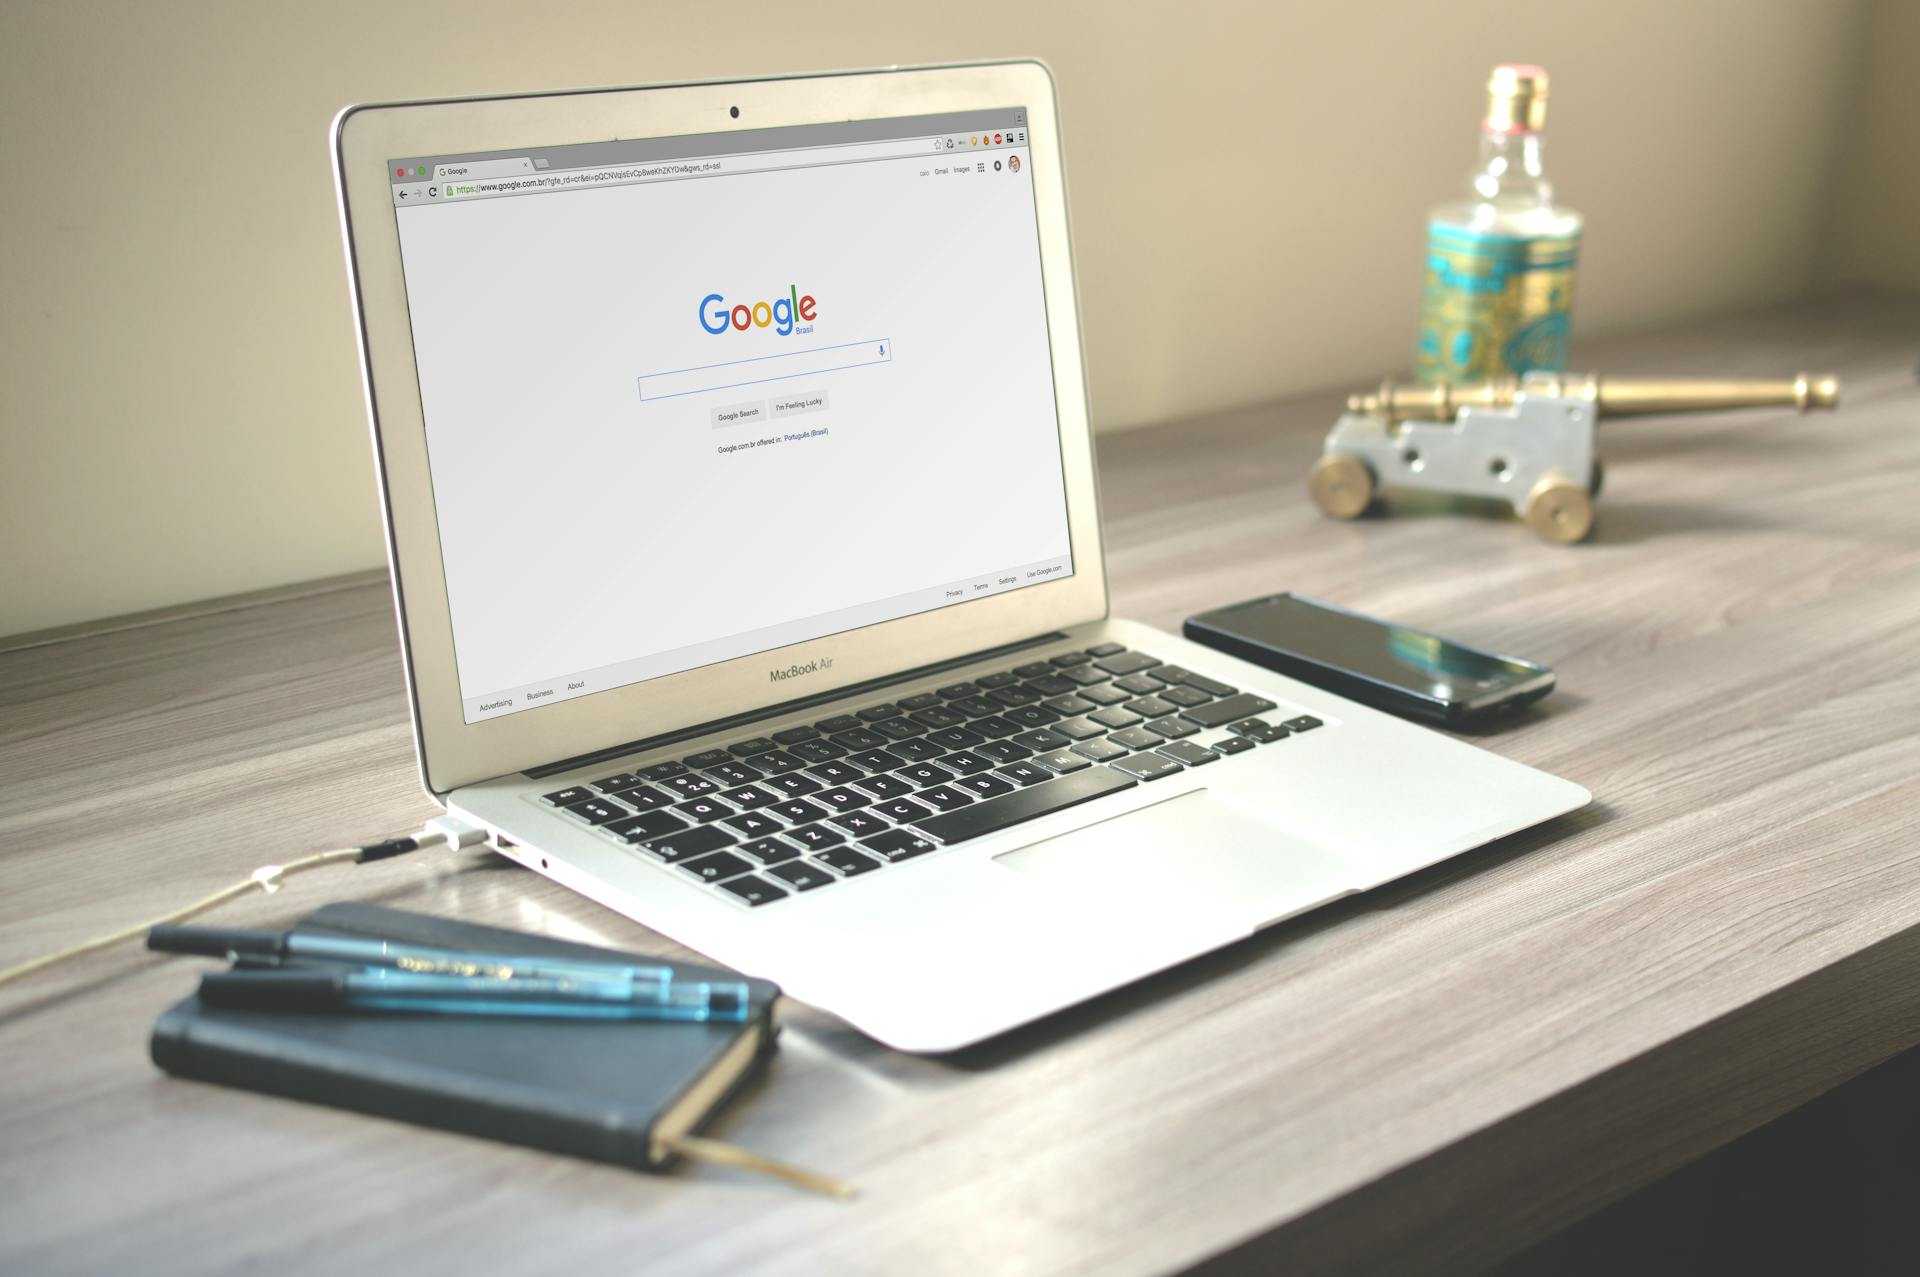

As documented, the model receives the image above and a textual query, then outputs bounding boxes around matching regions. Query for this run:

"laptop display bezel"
[333,62,1108,795]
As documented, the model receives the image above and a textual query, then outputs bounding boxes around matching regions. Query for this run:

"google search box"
[637,338,892,402]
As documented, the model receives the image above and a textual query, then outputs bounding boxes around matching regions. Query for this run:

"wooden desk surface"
[5,294,1919,1275]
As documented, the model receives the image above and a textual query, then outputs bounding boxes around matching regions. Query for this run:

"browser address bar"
[434,135,954,203]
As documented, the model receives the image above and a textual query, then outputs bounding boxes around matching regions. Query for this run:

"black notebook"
[149,903,781,1171]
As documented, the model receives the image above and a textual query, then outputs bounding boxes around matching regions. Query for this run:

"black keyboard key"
[1011,728,1071,753]
[1078,683,1131,706]
[898,761,956,787]
[750,749,805,774]
[1013,661,1053,679]
[916,784,974,812]
[1034,749,1092,774]
[1050,652,1093,667]
[1181,693,1280,729]
[969,715,1022,739]
[786,823,846,851]
[955,773,1018,800]
[807,759,865,785]
[1146,715,1199,740]
[1023,674,1077,697]
[1090,706,1142,729]
[1085,642,1126,657]
[770,861,836,891]
[926,726,986,751]
[640,761,688,780]
[1044,694,1097,716]
[997,761,1053,787]
[542,786,593,807]
[897,693,942,711]
[719,784,779,810]
[1157,740,1219,767]
[707,761,763,786]
[737,837,802,866]
[937,682,980,699]
[977,739,1032,764]
[1108,726,1164,751]
[975,672,1019,689]
[564,796,629,825]
[644,825,736,861]
[848,747,905,772]
[1179,671,1238,697]
[871,718,926,742]
[1284,715,1324,732]
[591,772,647,794]
[607,784,674,812]
[987,684,1043,707]
[863,829,938,863]
[1112,752,1183,781]
[1210,735,1256,756]
[918,766,1138,845]
[1159,685,1212,708]
[676,796,736,823]
[909,706,967,730]
[1093,651,1161,676]
[816,714,862,734]
[723,811,784,840]
[852,774,915,800]
[889,738,946,764]
[815,847,882,877]
[1062,666,1111,687]
[1051,716,1108,742]
[1125,696,1178,719]
[663,774,719,798]
[764,771,823,798]
[717,874,787,906]
[1071,738,1131,762]
[813,786,871,813]
[1001,704,1060,729]
[606,809,691,842]
[875,797,935,823]
[939,749,997,776]
[831,728,888,751]
[826,810,891,839]
[772,725,821,745]
[678,851,754,883]
[771,798,829,825]
[1241,721,1290,744]
[857,703,903,722]
[729,738,777,756]
[948,695,1000,719]
[1114,673,1168,697]
[787,739,847,764]
[684,749,732,769]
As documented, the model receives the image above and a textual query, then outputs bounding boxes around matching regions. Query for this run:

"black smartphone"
[1183,593,1555,726]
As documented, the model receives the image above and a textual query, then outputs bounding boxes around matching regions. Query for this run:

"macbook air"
[332,61,1589,1052]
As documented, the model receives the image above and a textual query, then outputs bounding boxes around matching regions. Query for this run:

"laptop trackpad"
[994,790,1354,925]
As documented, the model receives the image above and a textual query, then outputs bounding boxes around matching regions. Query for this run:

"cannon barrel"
[1347,372,1840,423]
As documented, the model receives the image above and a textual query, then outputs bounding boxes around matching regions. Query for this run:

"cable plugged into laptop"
[0,815,490,991]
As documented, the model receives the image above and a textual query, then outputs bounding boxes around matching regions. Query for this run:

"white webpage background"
[394,146,1070,708]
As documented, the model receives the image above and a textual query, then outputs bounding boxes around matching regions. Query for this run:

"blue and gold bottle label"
[1416,224,1579,383]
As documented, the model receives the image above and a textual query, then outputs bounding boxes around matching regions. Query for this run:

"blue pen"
[197,967,752,1022]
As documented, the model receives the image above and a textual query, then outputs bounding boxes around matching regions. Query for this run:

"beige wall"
[1830,0,1920,289]
[0,0,1894,636]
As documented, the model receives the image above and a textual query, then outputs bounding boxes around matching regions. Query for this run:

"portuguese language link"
[718,427,829,456]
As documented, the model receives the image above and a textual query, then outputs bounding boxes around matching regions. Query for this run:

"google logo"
[699,286,818,337]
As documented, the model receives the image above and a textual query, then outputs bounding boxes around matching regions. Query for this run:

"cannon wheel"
[1523,472,1596,544]
[1308,453,1376,520]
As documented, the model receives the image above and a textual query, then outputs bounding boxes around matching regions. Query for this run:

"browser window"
[388,109,1070,723]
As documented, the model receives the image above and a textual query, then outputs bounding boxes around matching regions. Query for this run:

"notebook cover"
[149,903,780,1170]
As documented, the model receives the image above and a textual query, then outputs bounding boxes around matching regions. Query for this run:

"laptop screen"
[386,108,1073,724]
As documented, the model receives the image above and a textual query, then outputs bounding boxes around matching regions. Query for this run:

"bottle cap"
[1484,63,1549,134]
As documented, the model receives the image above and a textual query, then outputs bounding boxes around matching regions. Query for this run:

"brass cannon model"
[1308,372,1840,543]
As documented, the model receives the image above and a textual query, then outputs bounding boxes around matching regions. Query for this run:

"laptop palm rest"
[994,790,1355,926]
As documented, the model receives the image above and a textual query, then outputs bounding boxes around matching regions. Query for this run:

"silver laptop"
[332,62,1588,1052]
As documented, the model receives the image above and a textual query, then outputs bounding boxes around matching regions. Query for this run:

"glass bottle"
[1415,64,1582,383]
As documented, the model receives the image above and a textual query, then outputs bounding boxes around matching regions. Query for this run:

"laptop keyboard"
[533,644,1323,908]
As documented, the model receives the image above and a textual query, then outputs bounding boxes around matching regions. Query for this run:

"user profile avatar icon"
[1009,154,1021,173]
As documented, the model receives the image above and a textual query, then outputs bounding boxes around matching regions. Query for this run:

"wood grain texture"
[3,293,1918,1275]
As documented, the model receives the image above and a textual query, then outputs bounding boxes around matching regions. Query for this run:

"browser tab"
[432,157,535,181]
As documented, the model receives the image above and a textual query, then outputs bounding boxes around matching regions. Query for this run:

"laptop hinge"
[522,631,1070,780]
